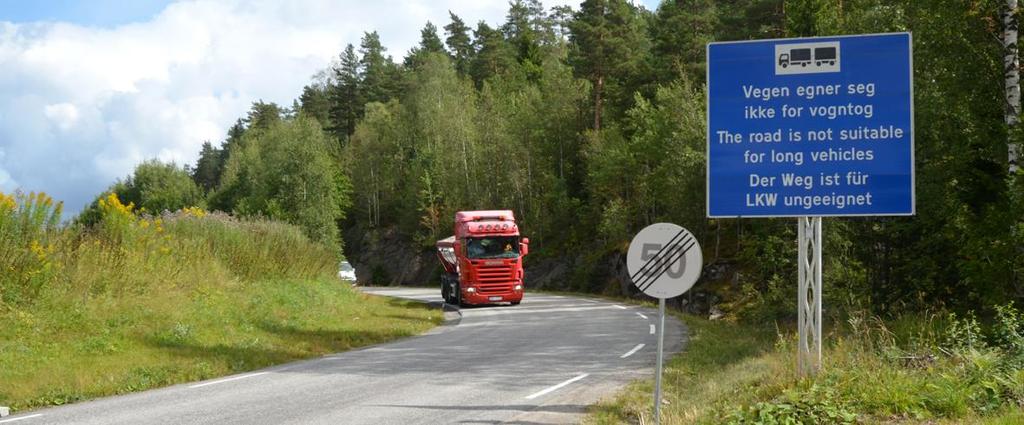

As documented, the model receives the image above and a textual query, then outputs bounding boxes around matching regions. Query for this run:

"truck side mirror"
[453,241,461,256]
[520,237,529,257]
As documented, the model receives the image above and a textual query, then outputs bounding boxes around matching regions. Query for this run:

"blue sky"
[0,0,662,216]
[0,0,662,27]
[0,0,174,27]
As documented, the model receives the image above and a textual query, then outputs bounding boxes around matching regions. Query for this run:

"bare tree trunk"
[1007,0,1024,299]
[460,136,471,198]
[1006,0,1021,174]
[594,75,604,131]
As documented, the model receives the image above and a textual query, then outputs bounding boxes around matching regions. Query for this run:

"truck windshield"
[466,236,519,259]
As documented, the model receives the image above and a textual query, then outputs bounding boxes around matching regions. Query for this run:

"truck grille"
[476,263,513,292]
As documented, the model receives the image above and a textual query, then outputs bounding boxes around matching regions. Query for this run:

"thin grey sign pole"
[654,297,665,424]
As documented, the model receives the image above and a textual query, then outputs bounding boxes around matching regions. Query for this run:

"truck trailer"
[435,210,529,306]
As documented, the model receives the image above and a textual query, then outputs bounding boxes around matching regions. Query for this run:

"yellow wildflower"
[29,240,48,261]
[0,191,15,211]
[181,206,207,218]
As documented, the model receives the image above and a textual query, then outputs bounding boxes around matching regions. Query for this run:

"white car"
[338,261,357,282]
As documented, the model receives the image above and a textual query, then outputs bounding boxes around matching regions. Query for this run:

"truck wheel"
[510,301,521,306]
[441,284,451,304]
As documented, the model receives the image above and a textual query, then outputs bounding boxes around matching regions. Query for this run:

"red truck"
[436,210,529,306]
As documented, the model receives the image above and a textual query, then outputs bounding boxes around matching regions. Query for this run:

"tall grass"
[1,191,337,305]
[0,191,441,412]
[0,192,62,305]
[587,306,1024,424]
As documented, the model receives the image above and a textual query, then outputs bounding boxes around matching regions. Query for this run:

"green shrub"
[726,384,857,425]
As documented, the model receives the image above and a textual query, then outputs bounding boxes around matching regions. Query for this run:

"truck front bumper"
[461,283,523,305]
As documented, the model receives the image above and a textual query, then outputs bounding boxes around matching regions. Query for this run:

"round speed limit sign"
[627,223,703,299]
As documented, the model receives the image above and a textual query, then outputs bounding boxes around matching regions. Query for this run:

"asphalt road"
[3,288,686,425]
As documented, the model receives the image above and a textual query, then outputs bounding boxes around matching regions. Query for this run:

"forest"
[86,0,1022,320]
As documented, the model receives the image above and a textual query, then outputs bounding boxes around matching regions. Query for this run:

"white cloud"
[0,148,16,192]
[0,0,584,215]
[44,103,80,131]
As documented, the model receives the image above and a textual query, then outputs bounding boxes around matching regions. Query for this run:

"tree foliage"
[117,160,203,214]
[153,0,1024,315]
[216,116,349,249]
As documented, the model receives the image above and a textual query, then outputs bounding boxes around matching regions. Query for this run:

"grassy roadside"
[585,313,778,424]
[0,192,442,412]
[584,308,1024,424]
[0,279,440,411]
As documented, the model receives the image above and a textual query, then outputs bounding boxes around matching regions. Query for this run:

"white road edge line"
[636,312,648,319]
[0,414,43,424]
[613,305,627,310]
[189,372,269,389]
[621,343,646,358]
[650,324,656,334]
[525,373,589,400]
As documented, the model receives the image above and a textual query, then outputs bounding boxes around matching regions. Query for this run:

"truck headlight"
[466,287,476,293]
[514,284,523,291]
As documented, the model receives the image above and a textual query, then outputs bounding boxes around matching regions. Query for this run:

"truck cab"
[436,210,528,306]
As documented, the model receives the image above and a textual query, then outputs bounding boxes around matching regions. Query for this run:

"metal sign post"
[797,216,822,376]
[654,297,666,424]
[627,223,703,424]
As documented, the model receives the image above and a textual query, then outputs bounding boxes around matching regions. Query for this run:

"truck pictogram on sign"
[775,41,840,75]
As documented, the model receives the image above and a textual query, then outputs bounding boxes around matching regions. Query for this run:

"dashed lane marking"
[621,344,646,358]
[0,414,43,424]
[189,372,269,389]
[525,373,590,400]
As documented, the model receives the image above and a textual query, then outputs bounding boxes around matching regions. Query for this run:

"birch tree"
[1006,0,1021,175]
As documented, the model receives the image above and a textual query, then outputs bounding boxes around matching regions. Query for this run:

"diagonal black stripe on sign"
[635,238,691,292]
[634,234,693,289]
[630,229,686,283]
[637,239,695,293]
[634,235,693,291]
[637,239,696,292]
[629,229,686,283]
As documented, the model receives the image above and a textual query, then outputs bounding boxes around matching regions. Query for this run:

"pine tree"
[569,0,648,130]
[445,12,473,75]
[715,0,784,41]
[420,21,445,54]
[245,101,282,131]
[208,119,246,211]
[298,84,331,127]
[650,0,718,83]
[470,22,516,86]
[329,44,362,141]
[360,31,400,105]
[192,141,222,192]
[503,0,548,80]
[405,22,447,69]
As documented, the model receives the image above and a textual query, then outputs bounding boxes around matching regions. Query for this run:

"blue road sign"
[707,33,913,218]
